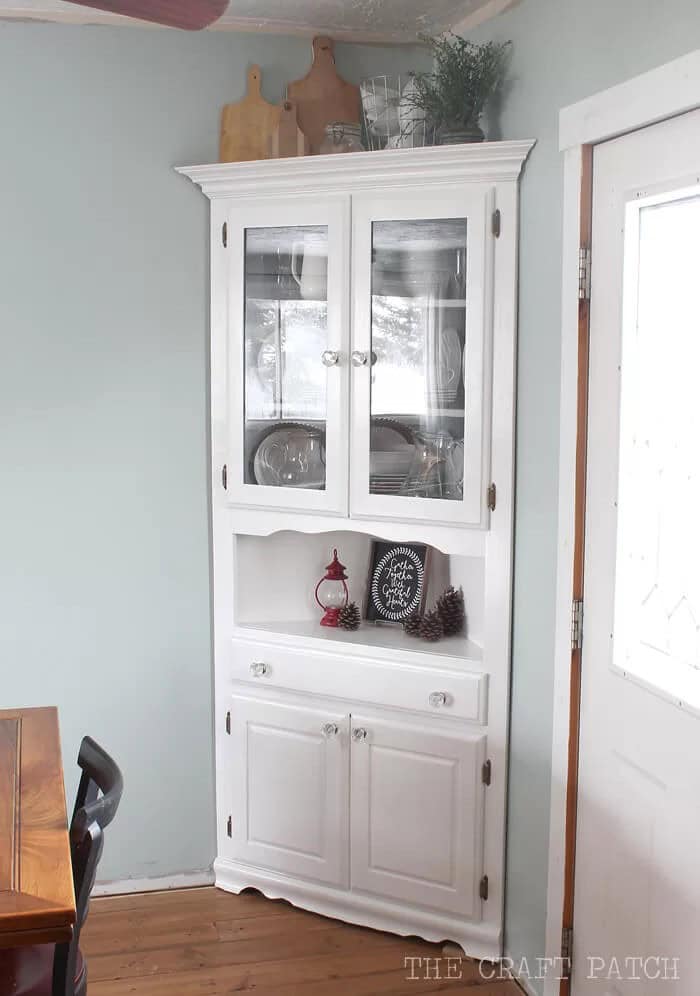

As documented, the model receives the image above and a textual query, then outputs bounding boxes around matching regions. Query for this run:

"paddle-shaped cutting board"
[270,100,310,159]
[220,65,281,163]
[287,37,361,155]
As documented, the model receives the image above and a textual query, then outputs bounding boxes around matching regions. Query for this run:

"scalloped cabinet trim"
[180,141,533,960]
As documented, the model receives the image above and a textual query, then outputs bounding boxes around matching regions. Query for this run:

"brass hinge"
[222,221,228,248]
[578,246,591,300]
[482,759,492,786]
[571,598,584,651]
[227,815,232,838]
[561,925,573,980]
[479,875,489,901]
[487,482,497,511]
[222,464,228,490]
[225,711,231,735]
[491,209,501,238]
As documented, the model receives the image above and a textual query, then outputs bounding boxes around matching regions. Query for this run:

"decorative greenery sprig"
[411,35,511,132]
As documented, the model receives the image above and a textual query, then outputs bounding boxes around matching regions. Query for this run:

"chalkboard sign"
[365,542,430,624]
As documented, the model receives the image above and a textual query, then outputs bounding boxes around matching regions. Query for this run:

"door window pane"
[614,191,700,708]
[369,219,467,501]
[244,226,328,490]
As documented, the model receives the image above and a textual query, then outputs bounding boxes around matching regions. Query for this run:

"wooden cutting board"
[220,65,281,163]
[287,36,361,155]
[270,100,310,159]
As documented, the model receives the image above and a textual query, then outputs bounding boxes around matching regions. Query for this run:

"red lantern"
[314,549,349,627]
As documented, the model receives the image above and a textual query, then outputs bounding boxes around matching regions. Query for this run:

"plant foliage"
[411,35,511,131]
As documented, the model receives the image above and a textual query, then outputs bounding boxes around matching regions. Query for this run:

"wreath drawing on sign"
[370,545,426,622]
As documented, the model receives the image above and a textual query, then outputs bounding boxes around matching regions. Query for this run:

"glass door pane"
[369,218,467,501]
[614,189,700,708]
[244,225,329,491]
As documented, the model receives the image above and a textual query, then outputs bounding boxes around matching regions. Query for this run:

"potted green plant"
[411,35,511,144]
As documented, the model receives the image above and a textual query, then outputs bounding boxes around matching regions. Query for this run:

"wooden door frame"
[544,49,700,996]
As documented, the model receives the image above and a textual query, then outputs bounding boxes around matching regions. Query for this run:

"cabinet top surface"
[176,140,535,199]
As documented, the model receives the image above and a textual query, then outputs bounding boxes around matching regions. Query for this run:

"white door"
[350,187,493,527]
[227,695,349,886]
[350,714,486,917]
[226,196,350,514]
[574,110,700,994]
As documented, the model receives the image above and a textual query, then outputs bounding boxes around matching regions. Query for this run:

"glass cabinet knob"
[321,350,340,367]
[322,722,339,738]
[429,691,448,708]
[352,727,368,741]
[351,350,368,367]
[250,661,269,677]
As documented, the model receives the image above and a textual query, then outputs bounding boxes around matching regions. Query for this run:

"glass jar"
[320,121,364,155]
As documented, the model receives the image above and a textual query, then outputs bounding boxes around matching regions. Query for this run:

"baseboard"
[93,869,215,897]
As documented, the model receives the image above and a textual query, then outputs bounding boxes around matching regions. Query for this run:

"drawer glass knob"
[322,722,339,738]
[351,350,368,367]
[250,661,269,677]
[352,727,368,741]
[429,691,448,707]
[321,350,340,367]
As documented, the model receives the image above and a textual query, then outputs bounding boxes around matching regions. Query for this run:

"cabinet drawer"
[229,639,487,724]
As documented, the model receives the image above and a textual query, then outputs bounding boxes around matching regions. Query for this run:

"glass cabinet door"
[226,199,349,513]
[350,190,490,526]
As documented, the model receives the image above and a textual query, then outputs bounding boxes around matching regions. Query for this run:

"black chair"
[0,737,123,996]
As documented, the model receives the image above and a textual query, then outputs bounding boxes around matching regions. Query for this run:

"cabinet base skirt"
[214,857,501,961]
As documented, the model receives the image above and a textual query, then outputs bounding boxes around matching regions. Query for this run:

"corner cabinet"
[178,141,533,960]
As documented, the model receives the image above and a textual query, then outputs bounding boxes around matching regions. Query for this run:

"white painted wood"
[225,195,349,515]
[229,637,488,723]
[0,0,508,42]
[176,142,534,200]
[350,714,486,917]
[92,871,215,897]
[573,112,700,994]
[349,185,491,527]
[225,694,350,886]
[181,141,531,959]
[214,856,501,959]
[547,53,700,995]
[559,49,700,151]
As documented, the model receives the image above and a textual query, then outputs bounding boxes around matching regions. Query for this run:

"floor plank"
[81,887,522,995]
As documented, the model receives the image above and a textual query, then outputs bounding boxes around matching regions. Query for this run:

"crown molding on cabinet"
[176,141,535,199]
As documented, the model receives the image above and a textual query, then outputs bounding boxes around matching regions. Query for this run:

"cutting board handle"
[247,64,262,96]
[312,36,335,65]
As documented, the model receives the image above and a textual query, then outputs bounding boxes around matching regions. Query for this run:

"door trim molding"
[546,49,700,996]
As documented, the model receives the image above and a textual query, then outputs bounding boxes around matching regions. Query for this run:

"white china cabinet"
[179,140,532,959]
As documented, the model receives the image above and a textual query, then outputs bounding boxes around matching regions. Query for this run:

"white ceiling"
[0,0,517,43]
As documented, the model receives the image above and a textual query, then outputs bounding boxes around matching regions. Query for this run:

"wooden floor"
[81,887,523,995]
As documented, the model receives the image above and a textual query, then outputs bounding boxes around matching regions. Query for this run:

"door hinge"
[227,815,232,838]
[491,209,501,238]
[578,246,591,300]
[487,482,497,511]
[222,221,228,248]
[479,875,489,901]
[482,759,492,786]
[225,711,231,735]
[571,598,584,651]
[561,925,573,979]
[222,464,228,490]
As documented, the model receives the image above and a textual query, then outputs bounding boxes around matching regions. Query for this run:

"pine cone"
[403,612,423,637]
[436,586,466,637]
[338,602,361,631]
[419,609,444,642]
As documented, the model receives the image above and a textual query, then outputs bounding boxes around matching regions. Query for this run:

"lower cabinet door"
[350,715,486,918]
[228,695,349,886]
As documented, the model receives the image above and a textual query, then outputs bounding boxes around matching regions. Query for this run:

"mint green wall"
[468,1,700,989]
[0,22,427,885]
